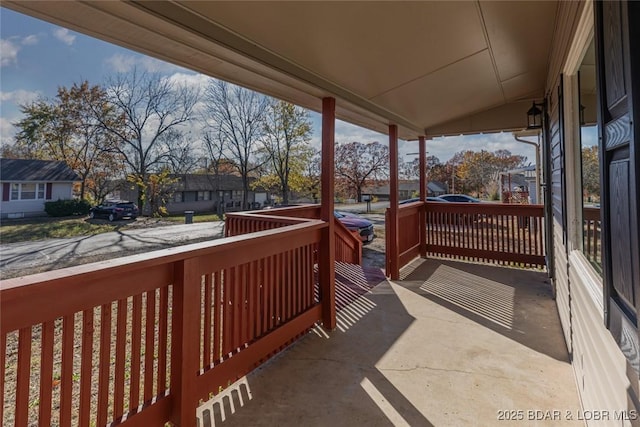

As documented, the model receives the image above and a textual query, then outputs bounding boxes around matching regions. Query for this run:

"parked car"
[89,200,139,221]
[439,194,481,203]
[399,196,449,204]
[334,211,375,242]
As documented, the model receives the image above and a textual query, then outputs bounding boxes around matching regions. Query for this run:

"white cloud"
[0,39,19,67]
[104,53,184,74]
[1,89,42,105]
[21,35,39,46]
[165,72,210,88]
[53,28,76,46]
[424,133,537,164]
[0,117,18,142]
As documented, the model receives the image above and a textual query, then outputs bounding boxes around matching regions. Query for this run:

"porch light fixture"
[526,102,544,129]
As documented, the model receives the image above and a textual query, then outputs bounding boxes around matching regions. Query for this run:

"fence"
[1,221,327,426]
[386,201,546,273]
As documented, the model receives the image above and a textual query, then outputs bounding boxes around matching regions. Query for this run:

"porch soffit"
[3,1,559,140]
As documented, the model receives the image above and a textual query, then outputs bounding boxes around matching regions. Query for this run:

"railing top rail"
[424,201,544,215]
[227,204,321,219]
[226,212,313,224]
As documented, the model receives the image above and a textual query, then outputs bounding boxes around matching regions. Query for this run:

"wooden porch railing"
[225,205,362,265]
[1,221,327,426]
[385,202,422,274]
[387,201,546,273]
[583,206,602,271]
[425,202,545,268]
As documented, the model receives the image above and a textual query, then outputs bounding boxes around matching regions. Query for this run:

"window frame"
[9,182,47,201]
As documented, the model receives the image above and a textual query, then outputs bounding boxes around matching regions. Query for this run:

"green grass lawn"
[0,213,224,244]
[0,217,120,243]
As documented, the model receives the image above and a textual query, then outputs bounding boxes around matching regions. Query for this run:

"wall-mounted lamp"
[526,102,544,129]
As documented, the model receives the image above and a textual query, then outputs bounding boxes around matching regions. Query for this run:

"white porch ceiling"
[3,1,559,140]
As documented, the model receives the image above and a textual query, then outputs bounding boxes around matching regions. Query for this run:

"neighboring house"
[500,166,538,204]
[363,180,448,200]
[116,174,270,215]
[0,158,80,219]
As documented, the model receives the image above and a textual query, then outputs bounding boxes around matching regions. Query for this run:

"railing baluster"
[203,275,212,370]
[144,289,156,402]
[39,321,54,426]
[60,314,74,426]
[130,294,142,411]
[114,299,127,417]
[158,286,169,393]
[15,327,31,426]
[97,303,111,427]
[213,272,222,363]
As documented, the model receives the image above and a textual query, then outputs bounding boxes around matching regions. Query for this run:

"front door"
[595,0,640,371]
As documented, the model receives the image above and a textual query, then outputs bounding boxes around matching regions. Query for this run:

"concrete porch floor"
[199,258,582,426]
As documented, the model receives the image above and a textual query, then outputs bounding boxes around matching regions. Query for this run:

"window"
[578,39,602,274]
[10,183,46,200]
[174,192,183,203]
[197,191,210,201]
[232,190,243,199]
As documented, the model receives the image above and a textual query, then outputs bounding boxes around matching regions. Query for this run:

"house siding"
[0,182,75,218]
[549,1,640,423]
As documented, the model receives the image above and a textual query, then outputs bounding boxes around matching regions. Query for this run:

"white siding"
[554,225,572,352]
[569,253,638,426]
[0,182,74,218]
[51,182,73,200]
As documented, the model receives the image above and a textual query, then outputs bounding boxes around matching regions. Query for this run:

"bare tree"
[162,130,201,174]
[203,79,269,209]
[102,68,199,212]
[335,141,389,202]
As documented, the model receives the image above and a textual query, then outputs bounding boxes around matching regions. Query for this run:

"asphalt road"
[0,221,225,278]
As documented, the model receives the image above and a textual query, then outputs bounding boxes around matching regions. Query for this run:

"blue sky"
[1,8,540,165]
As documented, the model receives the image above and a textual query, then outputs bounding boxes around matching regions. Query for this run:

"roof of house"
[0,158,80,182]
[174,174,260,192]
[428,181,447,193]
[363,180,448,194]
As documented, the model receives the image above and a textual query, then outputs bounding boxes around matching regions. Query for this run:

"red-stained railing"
[583,207,602,271]
[425,202,545,268]
[1,221,326,426]
[385,202,422,274]
[386,201,546,272]
[225,205,362,265]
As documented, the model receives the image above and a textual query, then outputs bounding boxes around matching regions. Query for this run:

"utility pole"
[451,167,455,193]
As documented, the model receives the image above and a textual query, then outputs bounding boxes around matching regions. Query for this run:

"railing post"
[170,258,201,426]
[320,97,336,330]
[419,136,427,257]
[388,125,400,279]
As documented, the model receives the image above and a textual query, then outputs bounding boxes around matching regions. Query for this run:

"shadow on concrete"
[398,257,569,362]
[198,263,434,427]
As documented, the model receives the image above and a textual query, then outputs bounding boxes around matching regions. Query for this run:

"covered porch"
[200,258,580,426]
[3,1,619,425]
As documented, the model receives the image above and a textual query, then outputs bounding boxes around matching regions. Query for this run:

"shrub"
[45,199,92,217]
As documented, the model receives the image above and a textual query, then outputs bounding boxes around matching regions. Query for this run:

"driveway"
[0,221,224,279]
